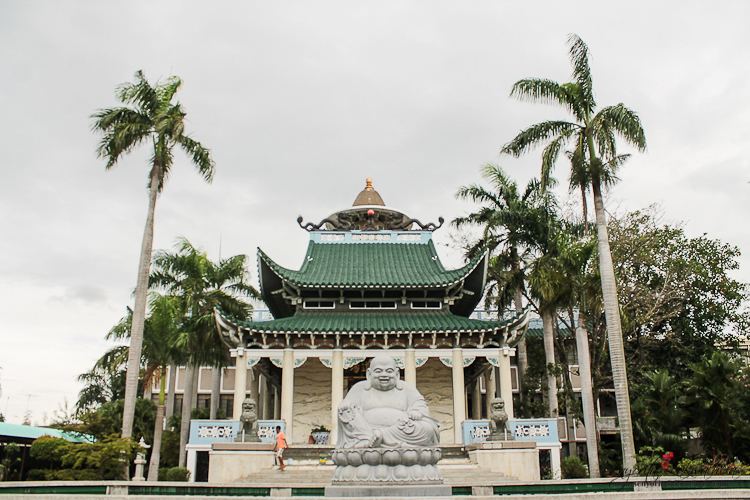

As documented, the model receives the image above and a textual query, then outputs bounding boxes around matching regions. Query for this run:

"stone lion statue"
[488,397,511,441]
[236,397,260,442]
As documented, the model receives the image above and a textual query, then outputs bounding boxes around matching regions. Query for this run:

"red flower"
[661,461,670,471]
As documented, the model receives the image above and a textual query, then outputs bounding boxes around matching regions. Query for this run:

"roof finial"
[365,177,373,190]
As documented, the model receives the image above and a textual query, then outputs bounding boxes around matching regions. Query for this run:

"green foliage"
[0,412,5,422]
[609,209,750,382]
[29,437,71,468]
[0,443,22,481]
[636,446,670,476]
[561,455,589,478]
[677,457,750,476]
[29,435,138,480]
[685,352,750,460]
[631,370,687,453]
[79,398,156,443]
[159,429,180,469]
[158,466,190,482]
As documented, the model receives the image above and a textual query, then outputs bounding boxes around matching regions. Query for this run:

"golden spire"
[352,177,385,206]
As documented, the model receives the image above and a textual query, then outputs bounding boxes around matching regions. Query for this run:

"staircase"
[234,446,506,487]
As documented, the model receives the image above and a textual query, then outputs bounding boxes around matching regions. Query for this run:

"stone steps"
[234,462,504,487]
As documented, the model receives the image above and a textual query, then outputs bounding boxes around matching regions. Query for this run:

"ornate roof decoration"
[215,308,531,349]
[352,177,385,206]
[297,178,443,232]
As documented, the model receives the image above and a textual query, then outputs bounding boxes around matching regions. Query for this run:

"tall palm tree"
[150,238,258,467]
[501,35,646,471]
[92,296,183,480]
[454,165,550,384]
[92,71,215,439]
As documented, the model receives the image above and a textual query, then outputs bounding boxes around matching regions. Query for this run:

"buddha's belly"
[363,407,405,427]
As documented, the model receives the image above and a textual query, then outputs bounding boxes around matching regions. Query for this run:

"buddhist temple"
[214,179,529,445]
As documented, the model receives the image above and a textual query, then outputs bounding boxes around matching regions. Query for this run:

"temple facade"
[215,179,529,445]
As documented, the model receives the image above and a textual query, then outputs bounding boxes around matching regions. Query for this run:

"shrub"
[29,437,70,469]
[676,457,750,476]
[636,446,673,476]
[561,456,588,478]
[162,467,190,482]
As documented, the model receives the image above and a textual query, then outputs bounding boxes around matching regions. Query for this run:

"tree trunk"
[147,366,167,481]
[210,367,221,419]
[165,364,177,423]
[191,366,200,410]
[121,168,160,439]
[178,364,196,467]
[575,314,601,477]
[542,310,559,418]
[591,177,636,472]
[512,280,528,395]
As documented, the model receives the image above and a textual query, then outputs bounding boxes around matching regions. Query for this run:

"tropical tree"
[454,164,553,382]
[149,238,257,466]
[92,70,215,439]
[501,34,646,471]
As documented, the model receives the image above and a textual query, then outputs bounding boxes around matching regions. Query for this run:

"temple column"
[231,348,247,420]
[273,386,281,420]
[281,348,295,441]
[498,347,515,419]
[404,348,417,386]
[330,349,344,444]
[472,378,482,419]
[261,374,273,420]
[248,366,259,418]
[451,347,466,444]
[484,370,495,419]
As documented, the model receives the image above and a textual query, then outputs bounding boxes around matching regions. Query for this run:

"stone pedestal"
[207,442,275,483]
[331,447,443,483]
[325,484,451,497]
[466,441,540,481]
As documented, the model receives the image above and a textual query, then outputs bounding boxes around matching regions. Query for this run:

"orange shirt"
[275,431,287,449]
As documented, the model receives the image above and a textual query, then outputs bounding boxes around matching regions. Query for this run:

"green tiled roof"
[0,422,92,443]
[232,310,514,334]
[258,240,485,288]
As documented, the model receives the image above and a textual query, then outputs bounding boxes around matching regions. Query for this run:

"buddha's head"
[366,354,402,391]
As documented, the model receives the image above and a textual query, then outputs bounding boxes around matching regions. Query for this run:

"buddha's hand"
[407,410,423,421]
[338,404,356,424]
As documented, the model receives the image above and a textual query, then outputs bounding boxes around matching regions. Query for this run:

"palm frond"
[567,34,596,117]
[501,121,579,157]
[178,135,215,182]
[593,104,646,151]
[510,78,579,115]
[116,70,159,114]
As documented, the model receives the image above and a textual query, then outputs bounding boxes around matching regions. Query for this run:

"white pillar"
[281,348,295,442]
[485,370,496,418]
[498,347,515,419]
[186,447,197,483]
[451,347,466,444]
[330,349,344,445]
[248,366,259,412]
[550,446,562,480]
[263,377,273,420]
[232,348,247,420]
[258,373,267,419]
[472,378,482,419]
[273,386,281,420]
[404,348,417,386]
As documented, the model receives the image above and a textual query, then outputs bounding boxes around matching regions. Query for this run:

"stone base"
[332,464,442,483]
[466,441,540,482]
[325,484,451,497]
[208,445,276,483]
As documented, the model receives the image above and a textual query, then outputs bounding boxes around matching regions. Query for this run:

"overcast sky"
[1,1,748,424]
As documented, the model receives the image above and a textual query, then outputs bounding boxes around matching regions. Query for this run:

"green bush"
[561,456,588,478]
[636,446,671,476]
[676,457,750,476]
[29,437,70,469]
[161,467,190,482]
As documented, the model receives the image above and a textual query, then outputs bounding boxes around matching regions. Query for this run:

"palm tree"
[150,238,258,467]
[501,35,646,471]
[92,70,215,439]
[454,165,550,384]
